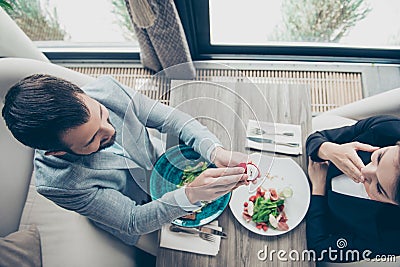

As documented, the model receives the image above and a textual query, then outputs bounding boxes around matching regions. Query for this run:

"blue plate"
[150,144,231,227]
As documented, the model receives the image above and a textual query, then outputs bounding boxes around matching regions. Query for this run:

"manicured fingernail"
[360,175,365,182]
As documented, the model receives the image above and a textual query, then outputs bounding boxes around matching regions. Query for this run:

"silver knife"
[247,136,299,147]
[169,225,227,238]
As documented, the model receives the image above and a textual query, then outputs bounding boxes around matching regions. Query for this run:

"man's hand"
[185,166,247,204]
[211,146,248,167]
[317,141,379,183]
[308,158,329,196]
[210,146,259,184]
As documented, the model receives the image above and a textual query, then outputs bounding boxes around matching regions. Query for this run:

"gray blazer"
[34,76,222,245]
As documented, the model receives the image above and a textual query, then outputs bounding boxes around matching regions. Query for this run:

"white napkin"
[159,221,222,256]
[245,119,302,155]
[332,174,370,199]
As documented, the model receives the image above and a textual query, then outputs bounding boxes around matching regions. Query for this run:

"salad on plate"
[242,186,293,232]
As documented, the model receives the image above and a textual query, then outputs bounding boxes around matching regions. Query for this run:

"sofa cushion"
[19,173,153,267]
[0,225,42,267]
[0,106,34,237]
[312,114,357,133]
[323,87,400,120]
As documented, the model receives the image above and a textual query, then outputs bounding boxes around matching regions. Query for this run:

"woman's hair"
[2,74,90,151]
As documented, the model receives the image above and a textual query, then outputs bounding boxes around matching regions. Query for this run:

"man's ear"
[44,151,67,156]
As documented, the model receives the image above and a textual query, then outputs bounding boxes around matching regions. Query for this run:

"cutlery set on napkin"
[245,119,303,155]
[160,221,226,256]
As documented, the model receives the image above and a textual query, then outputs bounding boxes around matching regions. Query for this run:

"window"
[5,0,139,59]
[177,0,400,63]
[210,0,400,48]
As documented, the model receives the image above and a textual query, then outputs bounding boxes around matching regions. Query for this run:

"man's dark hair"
[2,74,90,151]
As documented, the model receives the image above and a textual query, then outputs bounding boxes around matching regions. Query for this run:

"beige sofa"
[312,86,400,132]
[0,58,155,267]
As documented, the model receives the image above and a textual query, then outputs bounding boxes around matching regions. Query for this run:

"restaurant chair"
[312,86,400,132]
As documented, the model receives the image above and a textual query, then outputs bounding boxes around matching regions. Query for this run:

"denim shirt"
[34,76,222,245]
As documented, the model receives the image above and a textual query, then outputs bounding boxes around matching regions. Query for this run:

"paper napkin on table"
[159,221,222,256]
[245,119,302,155]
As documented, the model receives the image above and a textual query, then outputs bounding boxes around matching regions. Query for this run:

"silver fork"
[199,232,216,243]
[169,225,216,243]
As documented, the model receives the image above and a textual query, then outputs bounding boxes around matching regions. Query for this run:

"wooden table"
[157,80,313,267]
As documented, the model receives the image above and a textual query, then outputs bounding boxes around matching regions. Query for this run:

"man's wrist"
[185,186,198,204]
[210,146,224,164]
[174,187,202,211]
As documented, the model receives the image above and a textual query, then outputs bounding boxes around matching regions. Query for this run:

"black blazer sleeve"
[306,115,400,162]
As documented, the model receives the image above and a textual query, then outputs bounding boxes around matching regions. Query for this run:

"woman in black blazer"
[305,115,400,263]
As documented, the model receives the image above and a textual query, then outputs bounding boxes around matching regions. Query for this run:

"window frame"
[175,0,400,64]
[38,42,140,61]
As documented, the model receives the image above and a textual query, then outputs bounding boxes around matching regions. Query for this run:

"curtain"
[125,0,196,79]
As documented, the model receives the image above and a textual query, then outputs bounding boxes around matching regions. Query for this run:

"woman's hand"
[185,167,247,203]
[318,141,379,183]
[308,158,329,196]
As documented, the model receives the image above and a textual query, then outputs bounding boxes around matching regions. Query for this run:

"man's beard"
[98,118,117,151]
[98,131,117,151]
[62,119,117,156]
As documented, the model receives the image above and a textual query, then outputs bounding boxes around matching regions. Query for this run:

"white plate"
[229,153,310,236]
